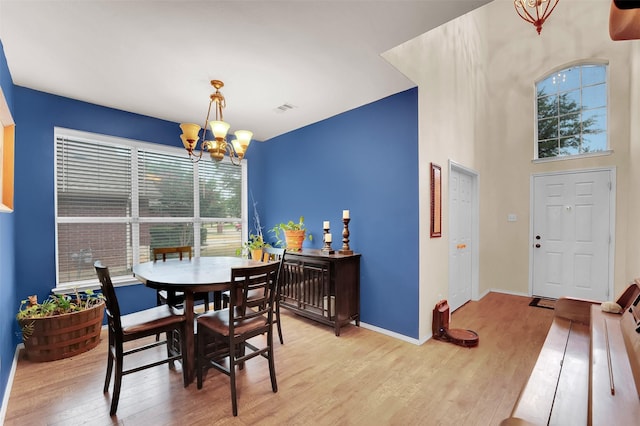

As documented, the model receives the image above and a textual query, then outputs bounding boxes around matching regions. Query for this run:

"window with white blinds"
[55,129,245,289]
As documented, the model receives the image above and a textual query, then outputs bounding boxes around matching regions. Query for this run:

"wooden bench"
[501,280,640,426]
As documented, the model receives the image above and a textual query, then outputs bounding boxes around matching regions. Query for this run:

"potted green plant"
[270,216,313,251]
[16,289,105,362]
[236,233,271,260]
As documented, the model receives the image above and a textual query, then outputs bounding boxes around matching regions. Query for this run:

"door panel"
[532,170,611,300]
[449,168,473,311]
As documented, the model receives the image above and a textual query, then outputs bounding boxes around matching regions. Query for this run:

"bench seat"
[507,317,590,425]
[501,281,640,426]
[590,305,640,425]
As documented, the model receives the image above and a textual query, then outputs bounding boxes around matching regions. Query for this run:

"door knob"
[535,244,541,248]
[535,235,541,240]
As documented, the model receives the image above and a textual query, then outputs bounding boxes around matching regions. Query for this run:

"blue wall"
[251,89,420,336]
[0,39,16,407]
[0,60,420,408]
[11,86,189,333]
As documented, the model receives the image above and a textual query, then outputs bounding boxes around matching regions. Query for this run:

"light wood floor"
[4,292,554,426]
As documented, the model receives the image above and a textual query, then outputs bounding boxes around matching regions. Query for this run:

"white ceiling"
[0,0,492,142]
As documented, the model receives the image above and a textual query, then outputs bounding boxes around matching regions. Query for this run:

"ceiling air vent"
[274,103,296,113]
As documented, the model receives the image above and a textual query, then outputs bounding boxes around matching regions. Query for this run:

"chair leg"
[275,300,284,344]
[238,342,246,370]
[213,290,222,310]
[103,349,114,393]
[229,347,238,416]
[203,292,210,312]
[110,352,124,416]
[196,326,204,390]
[167,330,176,369]
[156,290,164,341]
[268,351,278,393]
[180,324,188,387]
[267,333,278,393]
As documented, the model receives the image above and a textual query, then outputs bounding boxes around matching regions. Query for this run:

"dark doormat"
[529,297,556,310]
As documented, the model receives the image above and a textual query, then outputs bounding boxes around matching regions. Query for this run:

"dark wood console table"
[280,249,360,336]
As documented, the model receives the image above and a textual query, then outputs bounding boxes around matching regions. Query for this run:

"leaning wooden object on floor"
[501,279,640,426]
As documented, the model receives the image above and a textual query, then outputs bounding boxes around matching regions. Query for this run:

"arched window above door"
[535,63,608,160]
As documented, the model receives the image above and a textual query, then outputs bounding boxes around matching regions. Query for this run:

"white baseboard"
[486,288,530,298]
[359,321,428,345]
[0,344,23,425]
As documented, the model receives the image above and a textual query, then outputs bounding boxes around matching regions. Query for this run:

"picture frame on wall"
[430,162,441,238]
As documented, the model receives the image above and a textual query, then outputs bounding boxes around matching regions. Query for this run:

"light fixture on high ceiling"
[514,0,560,35]
[179,79,252,165]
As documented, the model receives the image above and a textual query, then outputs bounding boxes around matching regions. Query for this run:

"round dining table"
[133,256,264,385]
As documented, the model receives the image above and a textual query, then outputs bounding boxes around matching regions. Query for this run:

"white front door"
[532,169,613,301]
[449,166,475,311]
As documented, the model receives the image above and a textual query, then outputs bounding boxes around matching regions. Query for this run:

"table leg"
[183,292,195,385]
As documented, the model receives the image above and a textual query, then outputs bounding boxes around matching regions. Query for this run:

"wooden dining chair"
[261,247,286,344]
[196,261,281,416]
[153,246,210,311]
[94,261,187,416]
[222,247,287,344]
[221,248,264,309]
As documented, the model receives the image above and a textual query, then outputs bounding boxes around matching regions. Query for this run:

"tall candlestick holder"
[322,227,334,254]
[339,218,353,255]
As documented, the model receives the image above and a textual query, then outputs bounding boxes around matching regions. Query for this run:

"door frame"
[528,167,616,300]
[448,160,480,305]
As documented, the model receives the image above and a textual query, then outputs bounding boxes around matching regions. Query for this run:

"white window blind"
[138,149,196,261]
[199,158,243,256]
[55,129,245,289]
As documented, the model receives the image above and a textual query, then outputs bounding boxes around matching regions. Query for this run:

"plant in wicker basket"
[16,290,105,362]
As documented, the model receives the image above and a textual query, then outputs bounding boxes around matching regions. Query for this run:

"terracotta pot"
[284,230,306,251]
[18,301,105,362]
[251,248,265,261]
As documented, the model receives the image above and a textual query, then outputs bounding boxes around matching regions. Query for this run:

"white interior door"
[532,169,613,301]
[449,166,475,311]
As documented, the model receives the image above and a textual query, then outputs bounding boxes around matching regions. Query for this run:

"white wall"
[483,0,634,299]
[383,11,488,340]
[627,41,640,280]
[384,0,639,341]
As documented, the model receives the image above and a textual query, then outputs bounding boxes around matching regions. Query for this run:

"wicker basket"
[19,301,105,362]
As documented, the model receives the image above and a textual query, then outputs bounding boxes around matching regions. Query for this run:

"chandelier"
[514,0,560,35]
[179,79,252,165]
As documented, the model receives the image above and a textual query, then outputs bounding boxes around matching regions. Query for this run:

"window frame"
[53,128,248,292]
[533,61,611,162]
